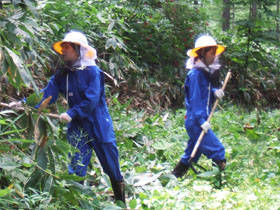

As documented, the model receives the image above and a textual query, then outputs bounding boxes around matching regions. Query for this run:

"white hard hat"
[187,35,225,58]
[53,31,97,59]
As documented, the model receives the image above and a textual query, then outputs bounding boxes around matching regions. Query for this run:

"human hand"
[8,101,22,110]
[59,113,72,123]
[214,89,224,100]
[201,121,211,133]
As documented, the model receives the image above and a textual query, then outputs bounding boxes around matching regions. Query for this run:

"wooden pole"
[189,71,232,161]
[0,102,60,119]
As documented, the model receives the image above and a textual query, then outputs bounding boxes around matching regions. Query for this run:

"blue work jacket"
[38,65,115,143]
[184,67,218,127]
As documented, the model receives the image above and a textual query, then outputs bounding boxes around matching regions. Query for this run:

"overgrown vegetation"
[0,101,279,209]
[0,0,280,209]
[1,0,279,108]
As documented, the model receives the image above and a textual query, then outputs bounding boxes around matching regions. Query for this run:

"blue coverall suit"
[181,67,225,165]
[37,65,123,181]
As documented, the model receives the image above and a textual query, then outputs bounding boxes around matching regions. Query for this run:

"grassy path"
[115,105,280,209]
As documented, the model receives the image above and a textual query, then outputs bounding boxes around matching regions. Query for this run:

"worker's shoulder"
[83,65,103,75]
[188,68,203,77]
[85,65,103,73]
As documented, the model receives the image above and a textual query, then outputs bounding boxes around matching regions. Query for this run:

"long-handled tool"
[189,71,232,164]
[0,102,60,119]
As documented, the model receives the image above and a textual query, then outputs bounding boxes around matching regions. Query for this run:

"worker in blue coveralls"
[9,31,125,203]
[171,35,227,178]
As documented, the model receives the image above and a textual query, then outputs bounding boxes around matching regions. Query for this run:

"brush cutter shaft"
[0,102,60,119]
[190,71,231,159]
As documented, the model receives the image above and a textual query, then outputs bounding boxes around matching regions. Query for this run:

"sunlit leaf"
[152,140,173,150]
[197,168,220,178]
[58,174,85,181]
[0,188,11,197]
[37,147,48,169]
[43,176,53,192]
[0,157,21,171]
[129,199,137,209]
[0,128,26,136]
[4,47,32,87]
[0,138,33,143]
[26,92,43,107]
[134,172,162,187]
[105,38,117,50]
[38,96,52,113]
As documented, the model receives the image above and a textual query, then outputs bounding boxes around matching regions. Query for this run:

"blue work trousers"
[68,132,123,181]
[181,120,225,165]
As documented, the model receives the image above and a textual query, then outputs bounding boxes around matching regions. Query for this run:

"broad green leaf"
[197,168,220,178]
[0,157,21,171]
[134,172,162,187]
[43,175,53,192]
[102,206,122,210]
[96,13,106,23]
[0,138,33,143]
[58,174,85,181]
[0,188,11,197]
[129,199,137,209]
[108,21,115,31]
[105,38,117,50]
[4,47,32,87]
[0,128,26,136]
[10,12,24,20]
[0,145,10,152]
[25,169,43,189]
[152,140,173,150]
[26,92,43,107]
[48,147,56,174]
[37,147,48,170]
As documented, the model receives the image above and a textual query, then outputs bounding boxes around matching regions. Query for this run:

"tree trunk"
[251,0,257,21]
[277,0,280,38]
[258,0,262,20]
[222,0,231,31]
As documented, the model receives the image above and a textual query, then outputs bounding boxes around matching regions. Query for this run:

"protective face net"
[73,46,97,67]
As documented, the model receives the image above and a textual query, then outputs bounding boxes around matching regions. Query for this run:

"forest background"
[0,0,279,209]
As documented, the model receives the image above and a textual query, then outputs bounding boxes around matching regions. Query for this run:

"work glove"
[8,101,22,110]
[214,89,224,100]
[59,113,72,123]
[201,121,211,133]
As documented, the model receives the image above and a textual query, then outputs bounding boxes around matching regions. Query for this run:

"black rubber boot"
[212,159,226,171]
[172,160,189,178]
[110,179,126,205]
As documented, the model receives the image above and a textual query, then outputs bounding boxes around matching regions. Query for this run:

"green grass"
[0,104,280,209]
[112,104,280,210]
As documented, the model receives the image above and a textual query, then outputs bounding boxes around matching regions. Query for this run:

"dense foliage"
[1,0,279,109]
[0,0,280,209]
[0,101,279,209]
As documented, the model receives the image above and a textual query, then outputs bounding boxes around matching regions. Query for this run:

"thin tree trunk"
[277,0,280,39]
[258,0,262,20]
[222,0,231,31]
[232,2,235,27]
[251,0,257,21]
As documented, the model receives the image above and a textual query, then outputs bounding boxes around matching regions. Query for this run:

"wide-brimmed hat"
[53,31,97,59]
[187,35,225,58]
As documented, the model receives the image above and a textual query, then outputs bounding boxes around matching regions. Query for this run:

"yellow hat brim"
[52,41,96,58]
[52,41,64,55]
[188,45,226,57]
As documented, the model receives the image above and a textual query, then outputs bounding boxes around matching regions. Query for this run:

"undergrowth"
[0,101,280,209]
